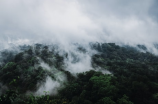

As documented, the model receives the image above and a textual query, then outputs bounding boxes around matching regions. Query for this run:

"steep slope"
[0,43,158,104]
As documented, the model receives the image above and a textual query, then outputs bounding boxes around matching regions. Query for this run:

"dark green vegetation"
[0,44,65,93]
[0,43,158,104]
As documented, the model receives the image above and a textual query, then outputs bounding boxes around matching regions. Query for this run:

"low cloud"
[1,0,158,95]
[0,0,157,50]
[35,76,61,95]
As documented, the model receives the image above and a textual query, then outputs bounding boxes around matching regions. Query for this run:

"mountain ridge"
[0,43,158,104]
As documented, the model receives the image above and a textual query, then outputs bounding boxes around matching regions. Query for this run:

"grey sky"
[0,0,158,49]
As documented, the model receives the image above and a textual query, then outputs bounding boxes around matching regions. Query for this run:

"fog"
[0,0,158,50]
[0,0,158,95]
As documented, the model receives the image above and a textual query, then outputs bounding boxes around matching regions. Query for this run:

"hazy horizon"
[0,0,158,48]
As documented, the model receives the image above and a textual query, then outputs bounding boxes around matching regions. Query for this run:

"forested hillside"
[1,43,158,104]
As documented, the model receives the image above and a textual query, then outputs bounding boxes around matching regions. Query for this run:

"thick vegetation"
[0,43,158,104]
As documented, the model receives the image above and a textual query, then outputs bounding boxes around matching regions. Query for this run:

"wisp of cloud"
[0,0,157,49]
[0,0,158,95]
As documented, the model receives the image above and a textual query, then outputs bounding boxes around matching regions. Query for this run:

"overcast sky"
[0,0,158,49]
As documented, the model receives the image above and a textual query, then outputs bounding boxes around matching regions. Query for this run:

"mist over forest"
[0,0,158,104]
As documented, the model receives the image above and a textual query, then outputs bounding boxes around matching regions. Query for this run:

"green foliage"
[2,62,16,71]
[0,90,70,104]
[91,43,158,104]
[0,44,65,93]
[89,74,118,99]
[1,43,158,104]
[97,97,116,104]
[58,71,119,103]
[117,95,133,104]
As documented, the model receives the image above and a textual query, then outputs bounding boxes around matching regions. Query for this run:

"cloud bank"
[1,0,158,95]
[0,0,158,50]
